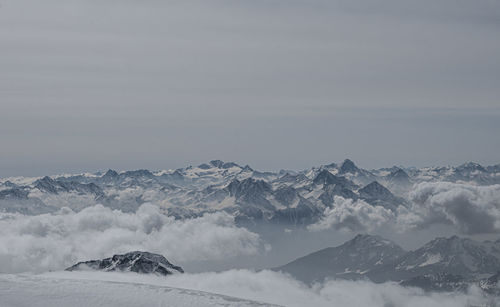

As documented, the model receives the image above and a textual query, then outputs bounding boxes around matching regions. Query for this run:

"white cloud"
[0,204,262,273]
[398,182,500,234]
[308,183,500,235]
[308,196,394,232]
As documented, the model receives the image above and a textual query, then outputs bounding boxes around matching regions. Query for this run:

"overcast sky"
[1,0,499,176]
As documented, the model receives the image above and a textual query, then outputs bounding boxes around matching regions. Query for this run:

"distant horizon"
[2,157,499,179]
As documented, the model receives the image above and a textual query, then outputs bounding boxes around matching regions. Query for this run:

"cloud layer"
[399,182,500,234]
[308,196,394,232]
[306,183,500,235]
[2,180,500,275]
[0,204,261,273]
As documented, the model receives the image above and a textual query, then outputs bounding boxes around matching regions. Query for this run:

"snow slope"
[0,273,275,307]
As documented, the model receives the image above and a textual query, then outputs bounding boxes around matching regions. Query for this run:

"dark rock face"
[386,168,412,187]
[400,273,468,292]
[313,170,357,190]
[274,186,299,206]
[479,271,500,295]
[358,181,403,211]
[401,271,500,294]
[226,178,274,210]
[271,199,321,225]
[368,236,500,283]
[339,159,359,174]
[274,234,500,295]
[359,181,394,200]
[319,184,357,207]
[209,160,240,169]
[0,188,29,199]
[273,234,406,283]
[66,251,184,276]
[34,176,104,198]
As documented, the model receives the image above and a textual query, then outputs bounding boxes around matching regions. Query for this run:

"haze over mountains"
[1,159,500,305]
[1,159,499,230]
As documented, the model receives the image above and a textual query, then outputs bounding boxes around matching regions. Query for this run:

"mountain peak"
[424,235,470,250]
[324,162,337,169]
[457,162,486,172]
[66,251,184,276]
[359,181,393,198]
[209,160,240,169]
[34,176,59,194]
[347,234,401,249]
[274,234,405,283]
[340,159,359,174]
[313,170,340,184]
[227,178,271,197]
[103,169,118,178]
[209,160,224,168]
[38,176,55,183]
[197,163,212,169]
[313,170,337,185]
[378,235,500,281]
[242,165,253,172]
[388,168,410,180]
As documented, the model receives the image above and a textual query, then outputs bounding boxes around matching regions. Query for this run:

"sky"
[1,0,500,176]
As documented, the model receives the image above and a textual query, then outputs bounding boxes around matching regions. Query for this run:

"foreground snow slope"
[0,273,275,307]
[0,271,495,307]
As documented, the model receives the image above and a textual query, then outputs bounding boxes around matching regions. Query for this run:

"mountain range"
[273,234,500,294]
[1,159,499,225]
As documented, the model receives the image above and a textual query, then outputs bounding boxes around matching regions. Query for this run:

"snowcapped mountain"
[66,251,184,276]
[405,162,500,185]
[274,234,500,292]
[1,159,499,225]
[368,236,500,282]
[358,181,405,211]
[337,159,378,185]
[273,234,406,283]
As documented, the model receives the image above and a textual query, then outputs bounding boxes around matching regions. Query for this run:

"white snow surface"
[418,253,442,267]
[0,273,275,307]
[0,270,493,307]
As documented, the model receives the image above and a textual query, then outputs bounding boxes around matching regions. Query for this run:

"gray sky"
[1,0,500,176]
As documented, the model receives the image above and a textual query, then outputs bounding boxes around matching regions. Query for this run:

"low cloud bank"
[399,182,500,234]
[308,196,394,232]
[0,204,261,273]
[309,182,500,235]
[39,270,495,307]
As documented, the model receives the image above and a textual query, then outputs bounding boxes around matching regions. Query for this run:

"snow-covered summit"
[1,159,499,224]
[66,251,184,276]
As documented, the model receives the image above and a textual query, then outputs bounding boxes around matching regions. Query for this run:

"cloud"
[0,204,262,273]
[308,183,500,235]
[308,196,394,232]
[398,182,500,234]
[34,270,494,307]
